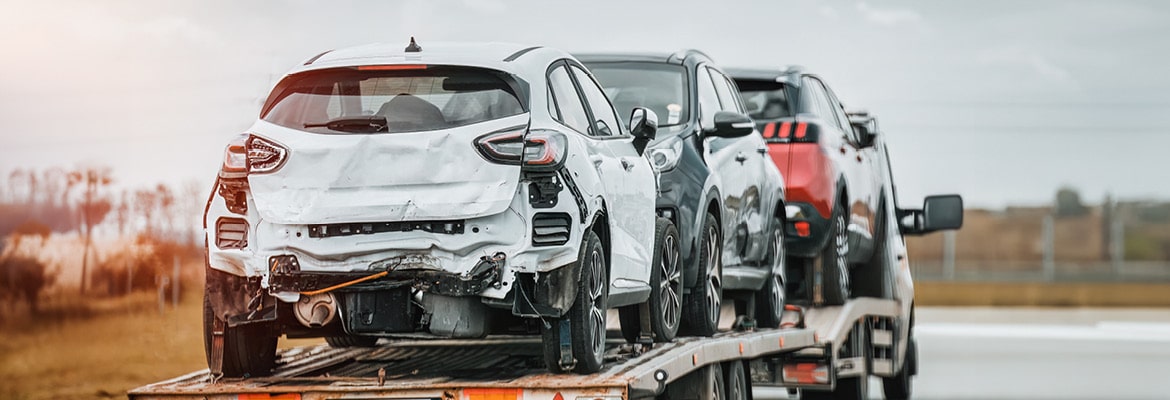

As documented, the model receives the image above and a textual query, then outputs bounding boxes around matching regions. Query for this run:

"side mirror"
[707,111,755,138]
[898,194,963,235]
[850,116,878,148]
[629,107,658,156]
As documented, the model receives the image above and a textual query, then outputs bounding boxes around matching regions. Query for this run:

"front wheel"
[883,337,917,400]
[680,213,722,336]
[202,289,277,378]
[542,230,608,374]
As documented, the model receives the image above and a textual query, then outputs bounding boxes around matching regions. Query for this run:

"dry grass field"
[0,283,320,400]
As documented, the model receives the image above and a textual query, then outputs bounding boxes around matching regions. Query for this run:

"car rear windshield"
[261,66,526,134]
[736,80,793,120]
[585,62,689,127]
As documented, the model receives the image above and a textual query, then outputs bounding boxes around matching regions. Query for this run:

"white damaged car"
[203,40,683,376]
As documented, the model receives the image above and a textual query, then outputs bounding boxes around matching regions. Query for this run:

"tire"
[541,230,608,373]
[723,360,749,400]
[680,213,722,336]
[325,335,379,348]
[853,200,889,298]
[202,290,277,378]
[755,218,786,328]
[619,218,682,343]
[883,337,916,400]
[819,205,850,306]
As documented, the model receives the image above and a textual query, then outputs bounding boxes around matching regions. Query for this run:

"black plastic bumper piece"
[786,202,833,258]
[511,262,580,318]
[268,253,505,297]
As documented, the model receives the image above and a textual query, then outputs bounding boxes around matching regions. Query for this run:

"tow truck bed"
[130,298,900,400]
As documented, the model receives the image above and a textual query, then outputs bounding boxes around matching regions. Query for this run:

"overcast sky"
[1,0,1168,208]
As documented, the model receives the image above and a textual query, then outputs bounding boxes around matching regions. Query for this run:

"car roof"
[725,66,805,86]
[287,40,568,78]
[574,49,712,65]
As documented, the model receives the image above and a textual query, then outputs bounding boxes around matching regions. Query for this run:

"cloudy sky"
[1,0,1167,208]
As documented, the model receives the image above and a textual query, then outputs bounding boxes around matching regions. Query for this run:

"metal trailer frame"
[129,297,904,400]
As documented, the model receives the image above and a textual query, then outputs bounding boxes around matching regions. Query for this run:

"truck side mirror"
[630,107,658,156]
[899,194,963,235]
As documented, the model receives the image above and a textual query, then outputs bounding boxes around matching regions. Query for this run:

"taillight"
[221,134,248,176]
[247,135,289,173]
[475,127,567,171]
[521,130,567,170]
[760,121,819,143]
[475,127,526,164]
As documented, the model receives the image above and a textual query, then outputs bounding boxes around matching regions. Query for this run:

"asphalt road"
[755,307,1170,400]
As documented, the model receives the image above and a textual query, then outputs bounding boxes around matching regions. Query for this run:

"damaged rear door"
[246,66,530,225]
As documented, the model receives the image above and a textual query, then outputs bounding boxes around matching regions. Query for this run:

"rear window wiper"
[304,116,388,133]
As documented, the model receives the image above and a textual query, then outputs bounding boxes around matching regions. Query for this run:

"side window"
[709,68,740,112]
[570,65,623,136]
[805,77,841,130]
[724,75,748,114]
[547,65,591,134]
[547,85,560,120]
[823,83,856,141]
[696,65,721,128]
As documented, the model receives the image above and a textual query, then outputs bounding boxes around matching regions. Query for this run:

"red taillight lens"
[522,130,566,169]
[247,135,288,173]
[760,120,818,143]
[221,134,248,175]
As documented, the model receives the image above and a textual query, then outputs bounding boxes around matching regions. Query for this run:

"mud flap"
[209,315,225,382]
[558,318,575,371]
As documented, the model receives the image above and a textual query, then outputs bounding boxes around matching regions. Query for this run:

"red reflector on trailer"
[357,64,427,70]
[782,362,829,384]
[552,392,564,400]
[794,122,808,139]
[795,221,811,237]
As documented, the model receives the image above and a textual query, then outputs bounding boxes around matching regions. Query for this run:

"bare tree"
[114,189,131,237]
[135,188,158,237]
[156,183,175,238]
[70,167,113,295]
[181,179,205,247]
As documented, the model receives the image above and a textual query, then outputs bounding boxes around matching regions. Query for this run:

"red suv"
[729,67,884,305]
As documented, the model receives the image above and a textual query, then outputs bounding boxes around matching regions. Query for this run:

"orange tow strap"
[299,271,389,296]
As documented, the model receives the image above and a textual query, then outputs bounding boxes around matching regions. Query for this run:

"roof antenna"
[405,37,422,53]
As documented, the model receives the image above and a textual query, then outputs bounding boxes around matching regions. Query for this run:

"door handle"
[621,158,635,171]
[756,147,768,155]
[856,155,863,162]
[735,153,748,163]
[591,156,604,167]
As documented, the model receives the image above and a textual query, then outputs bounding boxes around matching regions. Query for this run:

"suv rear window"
[737,80,793,120]
[261,66,526,134]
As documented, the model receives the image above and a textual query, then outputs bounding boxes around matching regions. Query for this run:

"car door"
[827,83,879,241]
[564,63,656,288]
[709,67,770,263]
[807,77,873,251]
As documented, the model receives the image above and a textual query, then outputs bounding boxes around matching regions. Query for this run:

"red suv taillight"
[476,127,566,171]
[760,120,820,143]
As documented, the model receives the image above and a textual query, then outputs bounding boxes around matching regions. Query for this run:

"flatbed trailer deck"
[130,298,905,400]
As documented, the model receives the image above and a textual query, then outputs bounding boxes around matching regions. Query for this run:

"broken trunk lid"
[247,114,529,225]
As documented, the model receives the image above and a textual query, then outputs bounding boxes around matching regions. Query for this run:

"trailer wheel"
[756,218,786,328]
[666,362,725,400]
[325,335,378,348]
[819,206,850,305]
[542,230,608,373]
[882,337,916,400]
[681,213,722,336]
[202,291,277,378]
[723,360,749,400]
[803,322,868,400]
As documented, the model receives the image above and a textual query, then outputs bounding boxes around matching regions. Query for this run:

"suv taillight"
[247,136,288,173]
[761,121,820,143]
[476,127,567,170]
[221,135,248,177]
